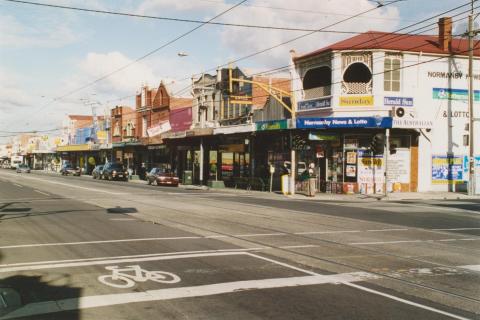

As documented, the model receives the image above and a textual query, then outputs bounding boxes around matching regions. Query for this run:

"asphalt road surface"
[0,170,479,320]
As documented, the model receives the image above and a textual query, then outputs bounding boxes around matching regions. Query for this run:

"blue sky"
[0,0,473,142]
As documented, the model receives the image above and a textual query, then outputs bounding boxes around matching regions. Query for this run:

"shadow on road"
[0,251,82,320]
[107,206,138,214]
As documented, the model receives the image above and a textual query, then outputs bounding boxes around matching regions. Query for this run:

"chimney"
[438,17,452,52]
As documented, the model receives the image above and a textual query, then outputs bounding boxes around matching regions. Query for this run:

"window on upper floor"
[303,66,332,100]
[343,62,372,94]
[113,121,120,137]
[142,116,147,137]
[384,55,401,92]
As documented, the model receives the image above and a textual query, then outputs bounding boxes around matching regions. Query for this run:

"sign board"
[219,144,245,153]
[256,120,287,131]
[147,121,171,137]
[357,150,385,184]
[308,133,339,141]
[432,88,480,101]
[297,97,331,112]
[297,117,392,129]
[392,118,434,129]
[339,96,374,107]
[387,149,410,184]
[384,96,414,107]
[432,155,467,184]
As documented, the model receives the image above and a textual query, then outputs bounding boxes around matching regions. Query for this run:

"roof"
[294,31,480,62]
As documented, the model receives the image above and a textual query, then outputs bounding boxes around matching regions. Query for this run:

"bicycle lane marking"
[0,251,473,320]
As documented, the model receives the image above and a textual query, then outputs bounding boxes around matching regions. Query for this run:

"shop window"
[342,62,372,94]
[303,66,332,99]
[384,55,401,92]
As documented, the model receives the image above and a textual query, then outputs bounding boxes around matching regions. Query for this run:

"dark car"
[92,165,104,179]
[16,164,31,173]
[102,162,128,181]
[60,164,81,176]
[147,168,179,186]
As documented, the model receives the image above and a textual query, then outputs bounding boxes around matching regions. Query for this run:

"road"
[0,169,479,320]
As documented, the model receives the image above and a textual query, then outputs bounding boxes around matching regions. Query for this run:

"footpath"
[31,169,480,202]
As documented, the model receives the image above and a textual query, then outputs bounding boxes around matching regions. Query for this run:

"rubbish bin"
[183,170,193,185]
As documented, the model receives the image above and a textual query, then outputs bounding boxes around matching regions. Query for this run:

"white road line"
[3,174,125,195]
[235,233,286,237]
[344,282,472,320]
[109,218,136,221]
[0,236,204,249]
[13,183,23,188]
[0,248,267,269]
[460,265,480,272]
[295,230,362,235]
[278,245,318,249]
[34,190,50,196]
[433,228,480,231]
[350,238,480,245]
[366,228,409,232]
[0,273,377,320]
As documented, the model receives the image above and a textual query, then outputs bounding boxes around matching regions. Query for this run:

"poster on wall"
[346,165,357,177]
[346,151,357,164]
[387,149,410,184]
[432,155,467,184]
[357,150,385,184]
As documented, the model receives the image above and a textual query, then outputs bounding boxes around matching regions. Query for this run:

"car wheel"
[147,179,152,185]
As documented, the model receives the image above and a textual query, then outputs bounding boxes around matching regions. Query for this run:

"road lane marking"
[1,173,125,195]
[433,228,480,231]
[13,183,23,188]
[236,232,286,237]
[460,265,480,272]
[295,230,362,235]
[344,282,472,320]
[350,238,480,245]
[109,218,136,221]
[278,245,318,249]
[0,272,378,320]
[33,190,49,196]
[366,228,410,232]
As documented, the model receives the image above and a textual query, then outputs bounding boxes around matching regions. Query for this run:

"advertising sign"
[357,150,384,184]
[432,88,480,101]
[256,120,288,131]
[147,121,171,137]
[392,118,434,129]
[339,96,374,107]
[387,149,410,184]
[432,155,467,184]
[384,96,414,107]
[308,133,339,141]
[297,97,331,111]
[296,117,392,129]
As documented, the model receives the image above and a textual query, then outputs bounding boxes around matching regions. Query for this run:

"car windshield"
[110,164,124,170]
[18,164,28,168]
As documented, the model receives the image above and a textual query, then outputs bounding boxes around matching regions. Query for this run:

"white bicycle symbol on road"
[98,265,181,289]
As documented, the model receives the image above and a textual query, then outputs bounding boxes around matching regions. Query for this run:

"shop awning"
[56,144,91,152]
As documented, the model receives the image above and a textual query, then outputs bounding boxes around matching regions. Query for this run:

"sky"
[0,0,473,142]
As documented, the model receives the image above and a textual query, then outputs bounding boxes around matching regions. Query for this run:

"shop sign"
[357,150,384,184]
[256,120,288,131]
[147,145,166,150]
[297,117,392,129]
[432,88,480,101]
[219,144,245,153]
[308,133,339,141]
[147,121,171,137]
[339,96,374,107]
[392,118,434,129]
[297,97,331,112]
[432,155,467,184]
[387,149,410,184]
[384,96,413,107]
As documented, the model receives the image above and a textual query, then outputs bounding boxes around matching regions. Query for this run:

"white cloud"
[136,0,217,15]
[219,0,401,68]
[0,14,79,48]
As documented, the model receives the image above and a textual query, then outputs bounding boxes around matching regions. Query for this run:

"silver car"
[16,164,31,173]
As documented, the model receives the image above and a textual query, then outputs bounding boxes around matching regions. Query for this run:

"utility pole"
[468,4,476,195]
[384,129,390,197]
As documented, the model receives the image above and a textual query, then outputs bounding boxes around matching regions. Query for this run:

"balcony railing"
[303,86,331,100]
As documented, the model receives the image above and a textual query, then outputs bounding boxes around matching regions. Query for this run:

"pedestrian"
[139,163,146,180]
[128,166,133,180]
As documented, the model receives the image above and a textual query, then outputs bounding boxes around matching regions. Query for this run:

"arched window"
[302,66,332,99]
[342,62,372,94]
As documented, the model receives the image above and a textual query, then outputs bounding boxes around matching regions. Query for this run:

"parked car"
[92,165,104,179]
[102,162,128,181]
[147,168,179,186]
[60,164,81,176]
[16,164,31,173]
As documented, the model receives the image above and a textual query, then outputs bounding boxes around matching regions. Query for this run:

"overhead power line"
[32,0,248,110]
[2,0,364,34]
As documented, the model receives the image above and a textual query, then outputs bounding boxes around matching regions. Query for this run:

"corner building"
[291,17,480,194]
